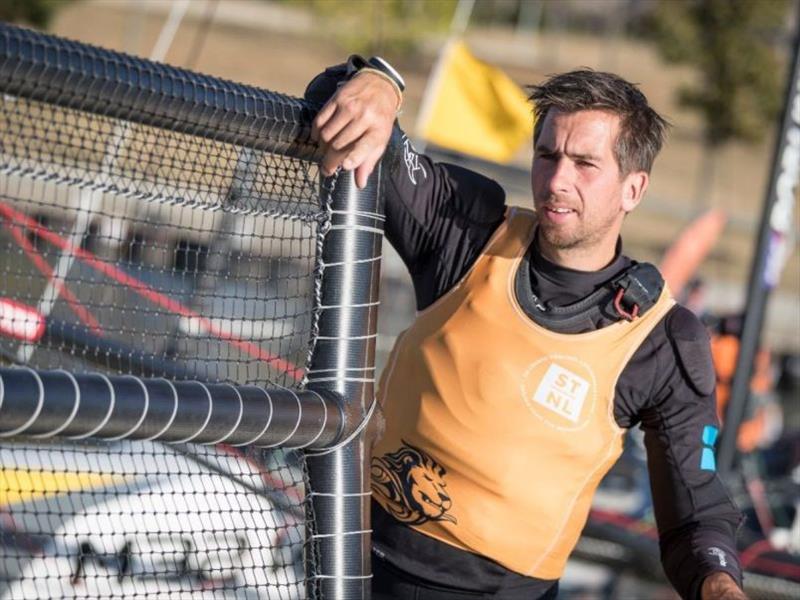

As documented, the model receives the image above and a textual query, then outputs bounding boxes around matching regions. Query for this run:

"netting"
[0,441,307,599]
[0,97,321,387]
[0,26,331,600]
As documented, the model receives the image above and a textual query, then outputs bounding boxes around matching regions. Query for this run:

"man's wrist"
[365,56,405,91]
[353,68,403,111]
[347,54,405,112]
[701,571,747,600]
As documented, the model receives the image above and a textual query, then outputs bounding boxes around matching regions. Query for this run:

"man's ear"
[621,170,649,213]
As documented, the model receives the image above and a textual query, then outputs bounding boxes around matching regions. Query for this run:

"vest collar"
[517,230,664,334]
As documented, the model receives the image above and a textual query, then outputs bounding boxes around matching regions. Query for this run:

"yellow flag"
[417,40,534,163]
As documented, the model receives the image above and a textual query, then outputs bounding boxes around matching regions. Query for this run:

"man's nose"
[548,158,575,194]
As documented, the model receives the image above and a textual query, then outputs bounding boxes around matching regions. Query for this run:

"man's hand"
[311,72,399,188]
[701,572,747,600]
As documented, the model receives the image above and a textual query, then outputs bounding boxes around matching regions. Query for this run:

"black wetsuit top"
[305,68,743,600]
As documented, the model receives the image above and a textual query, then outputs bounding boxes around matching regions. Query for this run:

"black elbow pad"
[667,306,716,397]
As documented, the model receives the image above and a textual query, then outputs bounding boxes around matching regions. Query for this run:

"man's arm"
[305,60,506,309]
[630,306,745,600]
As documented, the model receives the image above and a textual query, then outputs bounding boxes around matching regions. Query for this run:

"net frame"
[0,22,382,599]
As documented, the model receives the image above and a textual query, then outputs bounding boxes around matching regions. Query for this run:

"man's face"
[531,109,645,263]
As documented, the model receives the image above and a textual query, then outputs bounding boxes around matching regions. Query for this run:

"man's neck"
[537,237,619,272]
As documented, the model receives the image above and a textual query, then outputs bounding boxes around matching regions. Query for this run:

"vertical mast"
[718,13,800,475]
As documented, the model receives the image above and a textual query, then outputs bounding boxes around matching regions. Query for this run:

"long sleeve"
[621,306,744,599]
[380,130,506,309]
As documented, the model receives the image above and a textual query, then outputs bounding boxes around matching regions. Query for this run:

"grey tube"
[305,168,384,599]
[0,23,321,161]
[0,366,343,448]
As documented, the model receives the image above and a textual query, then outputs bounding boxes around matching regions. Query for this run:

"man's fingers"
[319,137,379,185]
[316,105,357,145]
[311,101,337,142]
[354,163,372,190]
[342,129,386,171]
[319,145,350,177]
[328,119,370,152]
[354,150,383,189]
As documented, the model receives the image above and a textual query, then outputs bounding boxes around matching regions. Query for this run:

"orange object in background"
[659,208,728,297]
[711,331,780,453]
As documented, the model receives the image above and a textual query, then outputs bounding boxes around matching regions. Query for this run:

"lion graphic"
[371,440,456,526]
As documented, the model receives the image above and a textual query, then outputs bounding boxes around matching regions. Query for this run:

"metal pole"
[0,367,342,448]
[305,167,384,599]
[450,0,476,36]
[718,15,800,475]
[0,23,320,161]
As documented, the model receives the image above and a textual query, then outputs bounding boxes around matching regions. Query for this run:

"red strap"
[613,287,640,321]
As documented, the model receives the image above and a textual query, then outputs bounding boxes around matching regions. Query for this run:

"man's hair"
[528,69,669,175]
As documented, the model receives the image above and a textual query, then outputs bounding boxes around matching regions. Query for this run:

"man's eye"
[577,160,595,168]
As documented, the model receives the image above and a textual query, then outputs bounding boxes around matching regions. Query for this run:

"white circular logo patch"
[520,354,597,431]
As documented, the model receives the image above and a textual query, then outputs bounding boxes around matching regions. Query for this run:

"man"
[307,59,746,600]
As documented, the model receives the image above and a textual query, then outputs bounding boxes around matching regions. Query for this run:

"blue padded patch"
[701,448,716,471]
[702,425,719,446]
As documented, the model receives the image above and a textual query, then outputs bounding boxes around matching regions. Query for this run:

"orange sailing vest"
[372,207,675,579]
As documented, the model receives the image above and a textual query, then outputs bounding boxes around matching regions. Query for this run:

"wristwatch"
[346,55,405,93]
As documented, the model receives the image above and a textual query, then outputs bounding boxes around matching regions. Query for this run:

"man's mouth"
[537,205,578,226]
[541,206,577,218]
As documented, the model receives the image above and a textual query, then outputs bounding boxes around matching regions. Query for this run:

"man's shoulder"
[643,303,716,397]
[428,161,507,226]
[637,301,710,353]
[663,303,709,342]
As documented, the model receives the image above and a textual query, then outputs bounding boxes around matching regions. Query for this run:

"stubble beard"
[537,209,620,253]
[538,223,583,250]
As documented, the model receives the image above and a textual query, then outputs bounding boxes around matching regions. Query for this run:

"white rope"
[311,574,373,580]
[70,374,115,439]
[307,366,375,374]
[315,333,377,341]
[171,381,213,443]
[260,387,303,448]
[311,529,372,539]
[232,387,273,447]
[290,389,328,449]
[318,300,380,310]
[107,376,150,441]
[330,209,386,221]
[320,255,381,268]
[143,378,179,442]
[329,224,384,235]
[306,376,374,384]
[305,397,377,457]
[0,164,320,221]
[29,370,80,438]
[309,491,371,498]
[208,383,244,445]
[0,367,43,437]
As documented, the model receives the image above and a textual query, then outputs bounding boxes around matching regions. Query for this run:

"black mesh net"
[0,441,308,599]
[0,28,327,600]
